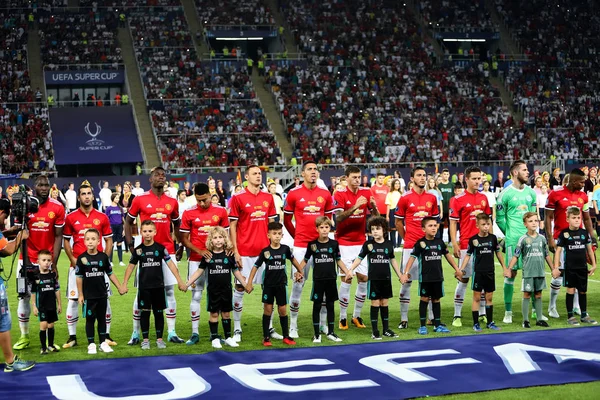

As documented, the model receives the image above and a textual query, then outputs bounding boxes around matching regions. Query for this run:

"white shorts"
[67,268,79,300]
[188,261,207,290]
[238,256,262,285]
[402,249,419,282]
[294,247,313,281]
[162,254,179,287]
[460,249,474,278]
[340,245,367,276]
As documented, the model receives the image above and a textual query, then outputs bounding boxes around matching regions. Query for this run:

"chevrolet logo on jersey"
[414,211,429,218]
[150,212,167,219]
[517,204,529,211]
[31,221,50,229]
[469,209,484,217]
[250,210,266,218]
[304,206,321,213]
[352,208,364,216]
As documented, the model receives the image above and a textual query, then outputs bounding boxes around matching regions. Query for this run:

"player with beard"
[396,167,439,329]
[545,168,597,318]
[62,181,113,348]
[13,176,65,351]
[284,161,339,338]
[496,160,538,323]
[180,183,229,345]
[125,167,184,345]
[229,165,278,342]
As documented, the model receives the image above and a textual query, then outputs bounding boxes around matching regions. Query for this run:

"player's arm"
[449,219,460,258]
[544,208,556,251]
[0,229,27,256]
[63,237,77,267]
[495,194,507,235]
[291,257,303,273]
[335,199,366,223]
[444,252,460,272]
[390,257,402,280]
[166,258,186,291]
[52,225,63,273]
[395,217,405,240]
[108,272,122,291]
[124,213,136,252]
[582,211,598,242]
[181,232,210,259]
[507,252,520,270]
[495,250,508,272]
[459,253,471,274]
[348,256,363,274]
[283,212,295,238]
[401,256,415,283]
[233,268,248,290]
[552,245,563,270]
[336,259,351,276]
[103,235,113,257]
[55,286,62,314]
[369,196,380,217]
[122,262,137,287]
[228,219,243,266]
[31,291,38,316]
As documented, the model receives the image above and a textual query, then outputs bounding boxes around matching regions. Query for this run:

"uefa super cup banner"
[49,106,144,165]
[45,70,125,85]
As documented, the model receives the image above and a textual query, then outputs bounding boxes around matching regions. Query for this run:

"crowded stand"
[270,0,517,164]
[38,11,122,69]
[0,13,31,103]
[194,0,275,26]
[0,104,54,174]
[128,8,193,49]
[418,0,497,32]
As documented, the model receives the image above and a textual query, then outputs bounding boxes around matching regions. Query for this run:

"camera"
[11,185,39,224]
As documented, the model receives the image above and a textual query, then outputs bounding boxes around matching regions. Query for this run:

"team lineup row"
[6,161,598,354]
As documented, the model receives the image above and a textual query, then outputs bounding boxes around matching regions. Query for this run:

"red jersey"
[228,188,276,257]
[23,198,65,262]
[180,204,229,261]
[334,187,371,246]
[449,191,491,249]
[128,191,180,254]
[63,209,112,259]
[371,184,389,215]
[394,189,440,249]
[284,184,339,248]
[545,186,589,239]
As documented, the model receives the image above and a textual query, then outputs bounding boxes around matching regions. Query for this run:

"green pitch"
[4,250,600,398]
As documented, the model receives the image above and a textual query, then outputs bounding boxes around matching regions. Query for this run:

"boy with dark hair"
[554,207,598,325]
[248,221,303,346]
[32,250,61,354]
[403,217,461,335]
[459,214,509,332]
[350,216,402,340]
[301,217,351,343]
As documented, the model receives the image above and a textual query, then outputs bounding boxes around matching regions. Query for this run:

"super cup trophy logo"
[85,122,103,146]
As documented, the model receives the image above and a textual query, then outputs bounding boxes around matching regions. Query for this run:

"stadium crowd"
[0,13,31,103]
[418,0,498,32]
[195,0,275,26]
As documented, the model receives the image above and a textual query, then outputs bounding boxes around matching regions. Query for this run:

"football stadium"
[0,0,599,398]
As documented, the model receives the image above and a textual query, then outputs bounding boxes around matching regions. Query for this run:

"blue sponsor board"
[1,327,599,399]
[45,70,125,85]
[49,106,143,165]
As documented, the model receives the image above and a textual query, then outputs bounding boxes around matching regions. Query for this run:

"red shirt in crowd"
[371,183,389,215]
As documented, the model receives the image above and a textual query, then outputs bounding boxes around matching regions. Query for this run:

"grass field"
[3,249,600,398]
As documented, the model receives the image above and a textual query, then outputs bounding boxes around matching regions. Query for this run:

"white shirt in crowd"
[99,187,112,211]
[132,187,144,196]
[65,188,77,210]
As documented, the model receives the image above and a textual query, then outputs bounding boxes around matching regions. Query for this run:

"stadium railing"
[43,63,125,71]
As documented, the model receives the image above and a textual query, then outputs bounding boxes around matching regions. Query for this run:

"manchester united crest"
[166,204,172,210]
[263,201,269,208]
[48,211,55,219]
[212,215,219,222]
[317,196,324,203]
[426,201,433,208]
[93,219,100,225]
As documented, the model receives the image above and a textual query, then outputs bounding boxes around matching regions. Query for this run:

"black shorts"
[311,279,338,303]
[262,285,287,305]
[472,271,495,293]
[138,287,167,311]
[38,309,58,323]
[111,224,124,243]
[563,269,588,292]
[419,281,444,300]
[207,286,233,313]
[368,279,393,300]
[83,297,108,320]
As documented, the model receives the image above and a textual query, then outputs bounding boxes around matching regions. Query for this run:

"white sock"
[191,289,202,334]
[233,290,244,332]
[454,281,468,317]
[106,299,111,335]
[165,285,176,333]
[269,312,275,330]
[428,301,434,321]
[17,297,31,335]
[289,281,304,329]
[479,292,486,316]
[66,299,79,336]
[352,282,367,318]
[573,290,580,310]
[338,281,351,320]
[400,282,412,321]
[550,278,561,310]
[132,294,140,334]
[320,303,327,329]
